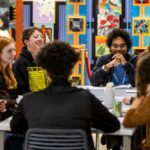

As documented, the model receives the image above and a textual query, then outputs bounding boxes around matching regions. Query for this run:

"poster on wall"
[98,0,122,15]
[34,23,54,43]
[33,0,55,24]
[132,17,150,35]
[70,18,83,32]
[97,14,119,36]
[95,36,110,57]
[0,7,9,30]
[67,16,86,34]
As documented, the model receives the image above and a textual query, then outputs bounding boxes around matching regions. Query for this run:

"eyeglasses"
[111,44,127,49]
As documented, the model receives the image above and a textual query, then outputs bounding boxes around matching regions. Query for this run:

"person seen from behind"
[10,40,120,150]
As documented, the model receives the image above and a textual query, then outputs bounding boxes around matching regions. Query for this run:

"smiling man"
[91,28,138,87]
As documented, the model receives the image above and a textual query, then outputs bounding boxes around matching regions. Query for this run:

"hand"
[122,96,131,105]
[112,53,127,65]
[105,59,120,71]
[0,100,7,112]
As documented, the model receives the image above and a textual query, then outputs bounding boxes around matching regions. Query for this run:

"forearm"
[10,103,28,134]
[90,68,108,86]
[91,96,120,132]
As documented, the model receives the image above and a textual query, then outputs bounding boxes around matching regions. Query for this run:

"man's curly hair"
[35,40,80,79]
[106,28,132,51]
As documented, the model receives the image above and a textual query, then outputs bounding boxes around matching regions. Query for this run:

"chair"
[24,128,88,150]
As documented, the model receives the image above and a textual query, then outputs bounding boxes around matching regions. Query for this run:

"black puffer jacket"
[13,47,36,95]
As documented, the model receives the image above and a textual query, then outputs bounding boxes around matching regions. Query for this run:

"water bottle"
[103,82,114,109]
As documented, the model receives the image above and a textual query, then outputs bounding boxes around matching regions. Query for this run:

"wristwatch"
[102,65,108,72]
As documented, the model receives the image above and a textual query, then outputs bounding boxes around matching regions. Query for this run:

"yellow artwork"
[95,36,110,57]
[70,45,85,85]
[132,17,150,35]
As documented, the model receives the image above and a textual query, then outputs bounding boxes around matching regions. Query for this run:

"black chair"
[24,128,89,150]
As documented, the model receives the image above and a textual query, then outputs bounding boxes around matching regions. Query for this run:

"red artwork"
[97,14,119,36]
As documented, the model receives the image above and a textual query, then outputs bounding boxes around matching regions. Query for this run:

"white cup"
[103,89,114,109]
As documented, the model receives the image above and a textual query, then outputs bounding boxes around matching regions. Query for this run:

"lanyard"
[113,65,126,85]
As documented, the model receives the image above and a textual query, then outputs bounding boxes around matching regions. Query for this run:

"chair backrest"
[24,128,89,150]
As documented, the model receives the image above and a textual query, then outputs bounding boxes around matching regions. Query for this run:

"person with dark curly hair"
[91,28,138,87]
[10,40,120,150]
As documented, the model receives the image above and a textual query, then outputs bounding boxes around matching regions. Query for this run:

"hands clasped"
[105,54,127,71]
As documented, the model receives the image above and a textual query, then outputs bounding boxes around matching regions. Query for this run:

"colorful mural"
[4,0,150,85]
[95,0,122,57]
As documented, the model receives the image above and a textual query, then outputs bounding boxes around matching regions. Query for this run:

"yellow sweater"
[123,95,150,150]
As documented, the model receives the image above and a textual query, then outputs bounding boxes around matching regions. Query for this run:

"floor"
[93,133,108,150]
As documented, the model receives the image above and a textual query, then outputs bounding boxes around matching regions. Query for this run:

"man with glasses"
[91,28,138,87]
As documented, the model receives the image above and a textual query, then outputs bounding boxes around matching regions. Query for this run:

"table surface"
[0,86,136,135]
[0,117,11,131]
[0,116,135,137]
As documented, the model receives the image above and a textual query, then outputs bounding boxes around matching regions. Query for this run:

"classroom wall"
[7,0,150,85]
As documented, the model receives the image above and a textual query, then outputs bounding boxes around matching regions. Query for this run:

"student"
[13,26,44,95]
[91,28,138,87]
[123,51,150,150]
[10,40,120,150]
[122,44,150,105]
[0,36,17,119]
